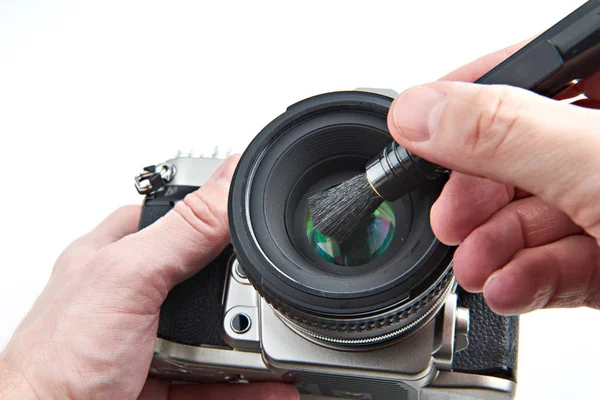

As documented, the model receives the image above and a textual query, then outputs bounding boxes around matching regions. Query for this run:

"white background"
[0,1,598,399]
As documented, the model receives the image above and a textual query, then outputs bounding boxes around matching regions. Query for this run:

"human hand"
[387,42,600,316]
[0,155,299,400]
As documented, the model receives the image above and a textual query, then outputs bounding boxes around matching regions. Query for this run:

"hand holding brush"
[309,0,600,245]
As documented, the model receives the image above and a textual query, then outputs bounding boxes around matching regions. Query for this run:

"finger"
[101,155,240,300]
[55,205,142,269]
[430,172,513,245]
[431,172,535,245]
[440,39,529,82]
[387,81,600,237]
[169,382,299,400]
[453,196,583,292]
[482,235,600,315]
[82,205,142,248]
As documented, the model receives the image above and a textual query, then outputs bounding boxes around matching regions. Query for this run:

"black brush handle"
[366,141,448,200]
[369,0,600,202]
[476,0,600,95]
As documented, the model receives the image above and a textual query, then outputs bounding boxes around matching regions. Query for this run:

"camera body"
[138,90,518,400]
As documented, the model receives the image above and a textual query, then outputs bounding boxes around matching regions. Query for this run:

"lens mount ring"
[248,261,454,343]
[275,277,455,348]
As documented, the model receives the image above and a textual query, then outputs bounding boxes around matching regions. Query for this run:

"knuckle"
[173,190,228,242]
[52,240,97,274]
[113,204,142,219]
[88,244,168,313]
[89,243,146,282]
[465,86,521,158]
[52,204,142,275]
[88,245,121,271]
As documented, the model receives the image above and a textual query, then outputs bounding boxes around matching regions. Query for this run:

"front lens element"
[306,201,396,266]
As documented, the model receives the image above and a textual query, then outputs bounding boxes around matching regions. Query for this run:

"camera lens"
[229,91,455,347]
[306,201,395,267]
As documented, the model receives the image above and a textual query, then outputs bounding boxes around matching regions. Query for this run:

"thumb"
[96,155,240,304]
[388,81,600,236]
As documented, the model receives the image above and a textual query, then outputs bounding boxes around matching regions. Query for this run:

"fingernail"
[482,272,519,316]
[392,86,447,142]
[214,154,240,188]
[483,272,500,294]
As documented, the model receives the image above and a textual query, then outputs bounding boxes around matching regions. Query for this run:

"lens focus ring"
[247,265,454,344]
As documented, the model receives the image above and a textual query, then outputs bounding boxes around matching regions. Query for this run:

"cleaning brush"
[308,143,447,244]
[308,0,600,244]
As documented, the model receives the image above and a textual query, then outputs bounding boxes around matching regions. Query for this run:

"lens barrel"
[228,91,454,346]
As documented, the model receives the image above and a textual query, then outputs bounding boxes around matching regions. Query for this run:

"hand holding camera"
[0,157,297,400]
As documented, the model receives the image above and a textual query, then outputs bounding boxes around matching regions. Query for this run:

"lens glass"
[306,201,396,267]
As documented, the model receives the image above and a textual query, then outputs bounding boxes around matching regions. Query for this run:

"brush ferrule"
[365,142,448,201]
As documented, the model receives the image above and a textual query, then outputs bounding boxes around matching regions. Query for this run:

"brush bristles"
[308,173,383,244]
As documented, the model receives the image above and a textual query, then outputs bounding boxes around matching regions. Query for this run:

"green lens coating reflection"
[306,202,396,267]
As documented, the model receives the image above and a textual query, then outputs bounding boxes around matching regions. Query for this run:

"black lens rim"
[229,91,454,318]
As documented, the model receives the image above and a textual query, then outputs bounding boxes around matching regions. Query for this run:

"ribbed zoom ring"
[246,266,454,343]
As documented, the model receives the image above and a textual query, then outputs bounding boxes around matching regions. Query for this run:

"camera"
[136,90,518,400]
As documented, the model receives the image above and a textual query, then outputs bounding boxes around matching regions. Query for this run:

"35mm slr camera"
[136,90,518,400]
